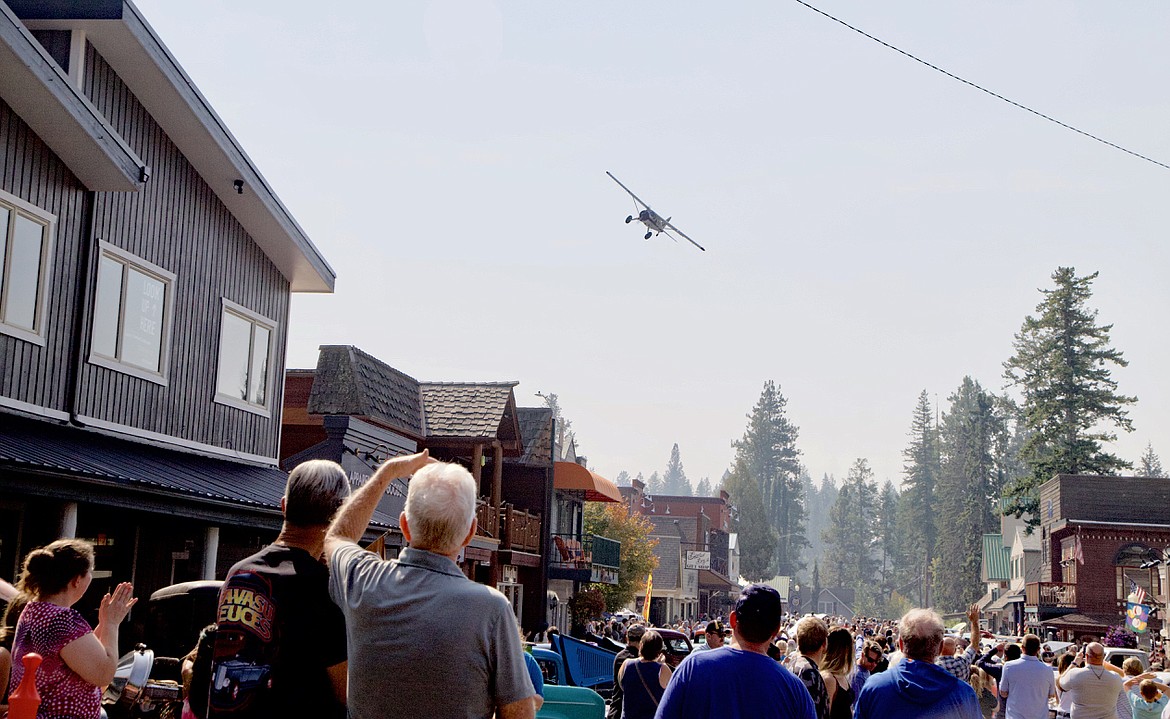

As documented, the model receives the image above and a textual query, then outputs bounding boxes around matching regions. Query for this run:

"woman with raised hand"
[9,538,137,719]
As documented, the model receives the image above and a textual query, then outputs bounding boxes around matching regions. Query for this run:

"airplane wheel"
[625,216,633,224]
[644,233,652,240]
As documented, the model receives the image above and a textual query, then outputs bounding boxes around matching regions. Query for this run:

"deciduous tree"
[584,502,659,610]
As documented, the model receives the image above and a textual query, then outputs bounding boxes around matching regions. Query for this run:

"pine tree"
[822,458,878,593]
[803,472,838,576]
[662,443,693,496]
[614,470,631,487]
[897,390,940,605]
[734,381,807,576]
[695,477,713,497]
[932,377,1005,611]
[645,471,664,495]
[723,459,777,580]
[1003,267,1137,521]
[1138,443,1165,478]
[877,480,901,608]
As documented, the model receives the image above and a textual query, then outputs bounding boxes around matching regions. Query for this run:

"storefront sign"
[685,551,711,570]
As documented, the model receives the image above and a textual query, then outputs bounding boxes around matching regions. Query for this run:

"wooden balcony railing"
[501,503,541,553]
[1025,582,1077,609]
[476,499,500,540]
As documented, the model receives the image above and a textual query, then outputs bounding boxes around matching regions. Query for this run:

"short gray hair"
[284,460,351,526]
[404,461,477,553]
[899,608,945,661]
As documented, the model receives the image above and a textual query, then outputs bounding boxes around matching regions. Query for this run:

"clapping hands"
[98,582,137,625]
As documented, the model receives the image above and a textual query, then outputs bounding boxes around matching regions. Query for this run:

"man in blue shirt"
[655,584,816,719]
[998,634,1055,719]
[854,608,981,719]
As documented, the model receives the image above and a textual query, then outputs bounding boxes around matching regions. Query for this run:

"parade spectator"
[853,608,980,719]
[1129,679,1167,719]
[791,616,830,719]
[937,604,981,682]
[1055,643,1123,719]
[820,627,856,719]
[609,624,646,719]
[692,621,725,652]
[326,451,536,719]
[970,666,1000,719]
[618,629,670,719]
[0,590,29,715]
[998,634,1056,719]
[9,539,137,719]
[851,640,882,698]
[655,584,815,719]
[180,624,216,719]
[1054,653,1075,719]
[209,459,351,719]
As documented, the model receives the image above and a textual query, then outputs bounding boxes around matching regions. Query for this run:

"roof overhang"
[13,0,335,292]
[553,461,622,503]
[0,1,144,191]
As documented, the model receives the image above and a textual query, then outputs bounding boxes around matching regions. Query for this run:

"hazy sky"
[137,0,1170,488]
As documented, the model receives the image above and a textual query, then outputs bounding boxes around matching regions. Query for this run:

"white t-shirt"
[1059,665,1124,719]
[1000,655,1056,719]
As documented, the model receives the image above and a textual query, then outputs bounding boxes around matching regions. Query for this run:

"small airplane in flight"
[606,171,706,252]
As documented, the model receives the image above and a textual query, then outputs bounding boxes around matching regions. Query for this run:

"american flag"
[1129,579,1149,606]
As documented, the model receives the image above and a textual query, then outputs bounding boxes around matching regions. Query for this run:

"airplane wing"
[665,222,706,252]
[606,171,652,210]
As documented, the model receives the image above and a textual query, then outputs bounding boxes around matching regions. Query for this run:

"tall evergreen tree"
[723,459,777,580]
[877,480,901,608]
[896,390,940,606]
[822,458,878,594]
[802,471,837,576]
[734,381,807,576]
[614,470,631,487]
[662,443,693,496]
[932,377,1004,611]
[1003,267,1137,521]
[1138,443,1165,478]
[695,477,713,497]
[646,471,664,495]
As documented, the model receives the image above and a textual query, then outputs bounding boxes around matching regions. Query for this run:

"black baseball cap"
[734,584,784,625]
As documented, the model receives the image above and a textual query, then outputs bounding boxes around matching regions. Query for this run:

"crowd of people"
[1,449,1169,719]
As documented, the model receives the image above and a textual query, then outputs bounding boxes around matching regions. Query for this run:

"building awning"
[988,590,1025,612]
[698,568,738,591]
[553,462,622,503]
[1039,613,1117,629]
[0,414,402,529]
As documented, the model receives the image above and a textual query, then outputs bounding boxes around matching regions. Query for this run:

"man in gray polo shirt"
[325,450,536,719]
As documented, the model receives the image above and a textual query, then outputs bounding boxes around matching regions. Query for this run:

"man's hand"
[966,602,980,630]
[326,450,433,556]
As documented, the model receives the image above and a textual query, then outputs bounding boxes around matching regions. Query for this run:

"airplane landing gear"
[625,215,633,223]
[644,232,652,240]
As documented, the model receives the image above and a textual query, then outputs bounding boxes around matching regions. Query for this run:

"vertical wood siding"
[0,100,88,412]
[72,45,289,458]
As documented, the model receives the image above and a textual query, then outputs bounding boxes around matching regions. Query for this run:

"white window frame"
[0,189,56,346]
[87,241,176,385]
[213,298,276,417]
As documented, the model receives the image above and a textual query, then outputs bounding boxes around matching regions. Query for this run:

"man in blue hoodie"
[853,609,981,719]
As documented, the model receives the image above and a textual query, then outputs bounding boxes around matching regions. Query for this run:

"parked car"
[1104,647,1149,671]
[654,629,694,669]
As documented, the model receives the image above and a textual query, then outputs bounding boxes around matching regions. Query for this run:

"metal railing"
[550,533,592,570]
[591,535,620,569]
[1025,582,1076,608]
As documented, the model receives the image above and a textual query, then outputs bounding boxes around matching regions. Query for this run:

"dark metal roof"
[0,413,402,528]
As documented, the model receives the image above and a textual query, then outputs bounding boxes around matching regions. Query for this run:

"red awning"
[553,462,623,503]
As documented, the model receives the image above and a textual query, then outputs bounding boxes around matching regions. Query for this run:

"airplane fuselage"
[638,209,668,233]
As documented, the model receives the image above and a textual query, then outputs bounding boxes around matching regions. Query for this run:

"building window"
[214,299,274,415]
[88,242,174,383]
[0,191,55,345]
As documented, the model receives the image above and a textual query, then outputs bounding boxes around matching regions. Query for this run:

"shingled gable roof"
[307,346,425,438]
[419,382,522,443]
[515,407,554,466]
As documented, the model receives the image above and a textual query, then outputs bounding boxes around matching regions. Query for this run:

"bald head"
[940,635,957,656]
[898,608,945,662]
[1085,642,1105,665]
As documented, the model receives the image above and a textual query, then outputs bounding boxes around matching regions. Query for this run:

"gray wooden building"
[0,0,339,636]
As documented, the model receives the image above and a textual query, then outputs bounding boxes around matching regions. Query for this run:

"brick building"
[1025,475,1169,642]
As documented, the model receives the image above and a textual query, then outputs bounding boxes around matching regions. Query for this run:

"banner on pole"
[1126,601,1149,634]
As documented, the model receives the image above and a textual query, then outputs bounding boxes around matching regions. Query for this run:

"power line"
[792,0,1170,172]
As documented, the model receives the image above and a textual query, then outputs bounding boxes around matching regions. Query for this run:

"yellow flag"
[642,572,654,621]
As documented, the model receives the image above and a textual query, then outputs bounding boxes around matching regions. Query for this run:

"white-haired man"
[854,608,980,719]
[325,450,536,719]
[210,459,352,719]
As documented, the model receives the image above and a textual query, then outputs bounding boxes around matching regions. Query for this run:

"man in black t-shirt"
[208,460,350,719]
